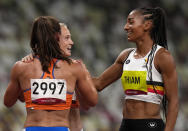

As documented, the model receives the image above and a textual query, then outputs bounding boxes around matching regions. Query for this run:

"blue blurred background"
[0,0,188,131]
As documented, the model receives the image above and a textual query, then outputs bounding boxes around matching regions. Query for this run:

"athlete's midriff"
[123,99,161,119]
[24,108,70,127]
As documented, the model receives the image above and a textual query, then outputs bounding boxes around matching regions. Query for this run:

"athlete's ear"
[144,20,152,32]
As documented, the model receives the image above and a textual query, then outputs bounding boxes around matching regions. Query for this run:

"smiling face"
[59,25,74,57]
[124,10,146,42]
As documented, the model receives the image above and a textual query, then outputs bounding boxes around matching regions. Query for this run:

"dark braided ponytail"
[135,7,168,119]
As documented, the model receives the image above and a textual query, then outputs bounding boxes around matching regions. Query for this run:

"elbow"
[170,97,179,107]
[80,95,98,110]
[93,78,103,92]
[88,94,98,107]
[4,96,16,108]
[175,99,179,111]
[89,99,98,107]
[84,92,98,107]
[87,101,97,108]
[168,97,179,112]
[173,99,179,115]
[96,84,105,92]
[97,87,103,92]
[4,101,13,108]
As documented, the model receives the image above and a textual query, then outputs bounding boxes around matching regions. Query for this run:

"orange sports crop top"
[71,91,80,108]
[23,58,74,110]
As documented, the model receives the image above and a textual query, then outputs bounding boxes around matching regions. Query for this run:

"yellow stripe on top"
[147,85,165,95]
[147,85,164,91]
[121,71,147,93]
[121,71,165,96]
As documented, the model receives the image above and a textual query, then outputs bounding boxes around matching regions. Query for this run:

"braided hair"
[135,7,168,119]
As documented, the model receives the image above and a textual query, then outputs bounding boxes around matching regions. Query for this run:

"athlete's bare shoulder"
[116,48,135,64]
[15,60,34,69]
[119,48,135,57]
[10,60,29,77]
[156,47,171,57]
[70,59,90,78]
[155,47,173,64]
[155,47,175,72]
[71,59,86,70]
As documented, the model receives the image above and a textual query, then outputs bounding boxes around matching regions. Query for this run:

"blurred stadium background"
[0,0,188,131]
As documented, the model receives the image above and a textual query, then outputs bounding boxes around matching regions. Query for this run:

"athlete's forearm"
[93,63,123,92]
[164,99,178,131]
[92,77,104,92]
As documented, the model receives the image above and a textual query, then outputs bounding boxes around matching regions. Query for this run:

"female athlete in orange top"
[4,16,98,131]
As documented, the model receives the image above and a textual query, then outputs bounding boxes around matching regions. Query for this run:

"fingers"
[75,59,82,63]
[75,59,90,74]
[21,54,34,63]
[80,62,91,77]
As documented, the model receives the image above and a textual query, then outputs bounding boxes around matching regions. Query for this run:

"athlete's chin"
[127,38,133,42]
[64,52,71,57]
[127,37,135,42]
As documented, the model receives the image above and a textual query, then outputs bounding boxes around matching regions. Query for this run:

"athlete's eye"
[65,36,70,40]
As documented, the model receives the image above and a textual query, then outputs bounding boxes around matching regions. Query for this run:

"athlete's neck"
[135,37,153,57]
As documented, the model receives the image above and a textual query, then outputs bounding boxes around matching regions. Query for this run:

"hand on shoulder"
[71,59,91,77]
[21,53,34,63]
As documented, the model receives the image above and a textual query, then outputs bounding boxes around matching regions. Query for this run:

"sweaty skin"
[94,47,178,119]
[93,10,178,131]
[4,58,97,128]
[19,25,89,131]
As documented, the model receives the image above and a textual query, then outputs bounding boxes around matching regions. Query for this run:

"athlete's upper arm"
[75,61,98,107]
[156,49,178,102]
[94,48,134,91]
[4,61,22,107]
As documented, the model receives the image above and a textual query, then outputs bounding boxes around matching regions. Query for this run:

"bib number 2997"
[31,79,67,101]
[32,82,64,95]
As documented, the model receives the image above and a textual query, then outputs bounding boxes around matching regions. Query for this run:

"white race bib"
[30,79,67,104]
